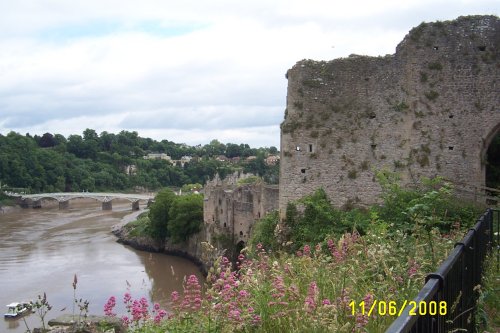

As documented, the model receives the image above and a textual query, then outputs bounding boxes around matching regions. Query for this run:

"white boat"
[4,302,31,318]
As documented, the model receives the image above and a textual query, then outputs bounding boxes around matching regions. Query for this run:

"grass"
[475,254,500,332]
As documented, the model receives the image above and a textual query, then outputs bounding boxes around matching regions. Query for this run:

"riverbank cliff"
[111,210,210,275]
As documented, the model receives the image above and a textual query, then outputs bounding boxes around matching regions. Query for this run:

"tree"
[269,146,278,155]
[148,188,176,240]
[243,156,266,177]
[225,143,242,158]
[38,133,56,148]
[168,193,203,243]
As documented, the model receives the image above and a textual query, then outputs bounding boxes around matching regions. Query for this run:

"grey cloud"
[118,105,283,131]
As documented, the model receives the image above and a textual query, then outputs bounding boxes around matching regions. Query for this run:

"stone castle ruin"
[279,15,499,214]
[201,15,498,254]
[203,173,279,253]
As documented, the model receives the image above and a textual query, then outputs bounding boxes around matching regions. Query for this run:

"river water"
[0,199,203,332]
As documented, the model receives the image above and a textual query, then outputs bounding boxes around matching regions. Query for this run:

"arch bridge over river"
[14,192,154,211]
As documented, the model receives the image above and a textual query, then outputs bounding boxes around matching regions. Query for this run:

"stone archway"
[486,134,500,189]
[234,240,246,262]
[483,123,500,204]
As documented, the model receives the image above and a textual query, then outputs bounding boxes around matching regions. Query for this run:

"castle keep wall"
[280,15,500,214]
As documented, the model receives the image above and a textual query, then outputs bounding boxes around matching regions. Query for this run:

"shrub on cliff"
[148,188,176,240]
[250,174,482,254]
[167,193,203,243]
[248,210,279,251]
[374,172,483,234]
[148,189,204,243]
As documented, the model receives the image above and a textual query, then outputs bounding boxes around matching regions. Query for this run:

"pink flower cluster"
[176,275,202,311]
[152,303,167,324]
[103,296,116,317]
[407,259,420,278]
[304,281,319,313]
[206,257,261,327]
[104,292,167,328]
[326,231,360,262]
[355,293,374,329]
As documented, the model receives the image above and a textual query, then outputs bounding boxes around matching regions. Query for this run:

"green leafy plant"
[72,274,90,332]
[30,292,52,332]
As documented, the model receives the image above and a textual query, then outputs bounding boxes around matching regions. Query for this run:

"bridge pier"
[102,201,112,210]
[32,200,42,209]
[59,201,69,210]
[18,198,30,208]
[132,201,140,211]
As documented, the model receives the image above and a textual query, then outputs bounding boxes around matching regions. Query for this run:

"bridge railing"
[385,209,499,333]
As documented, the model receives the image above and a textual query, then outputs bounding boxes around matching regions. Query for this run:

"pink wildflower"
[304,281,319,313]
[362,293,374,313]
[124,292,131,303]
[104,296,116,317]
[315,243,322,254]
[182,275,202,311]
[154,309,167,324]
[408,259,420,278]
[271,275,286,299]
[337,288,351,310]
[238,290,250,299]
[356,313,369,328]
[303,244,311,257]
[327,239,335,251]
[121,315,130,327]
[228,309,241,321]
[171,291,180,303]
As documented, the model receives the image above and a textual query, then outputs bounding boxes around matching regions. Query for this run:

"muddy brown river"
[0,199,203,332]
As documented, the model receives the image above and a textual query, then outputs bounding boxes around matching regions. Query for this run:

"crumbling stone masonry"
[203,174,279,250]
[279,15,500,215]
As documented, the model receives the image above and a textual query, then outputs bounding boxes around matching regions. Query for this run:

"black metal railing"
[386,209,499,333]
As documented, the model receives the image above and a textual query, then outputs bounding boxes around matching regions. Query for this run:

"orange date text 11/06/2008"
[348,300,447,317]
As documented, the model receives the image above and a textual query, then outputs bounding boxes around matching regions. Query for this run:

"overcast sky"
[0,1,497,148]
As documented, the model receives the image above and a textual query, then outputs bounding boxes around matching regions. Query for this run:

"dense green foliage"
[148,189,177,240]
[125,212,153,238]
[374,172,482,233]
[0,131,279,193]
[476,254,500,332]
[250,173,484,253]
[248,210,279,251]
[131,190,203,243]
[167,194,204,243]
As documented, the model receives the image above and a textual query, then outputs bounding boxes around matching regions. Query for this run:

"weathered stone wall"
[280,15,500,214]
[203,174,279,248]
